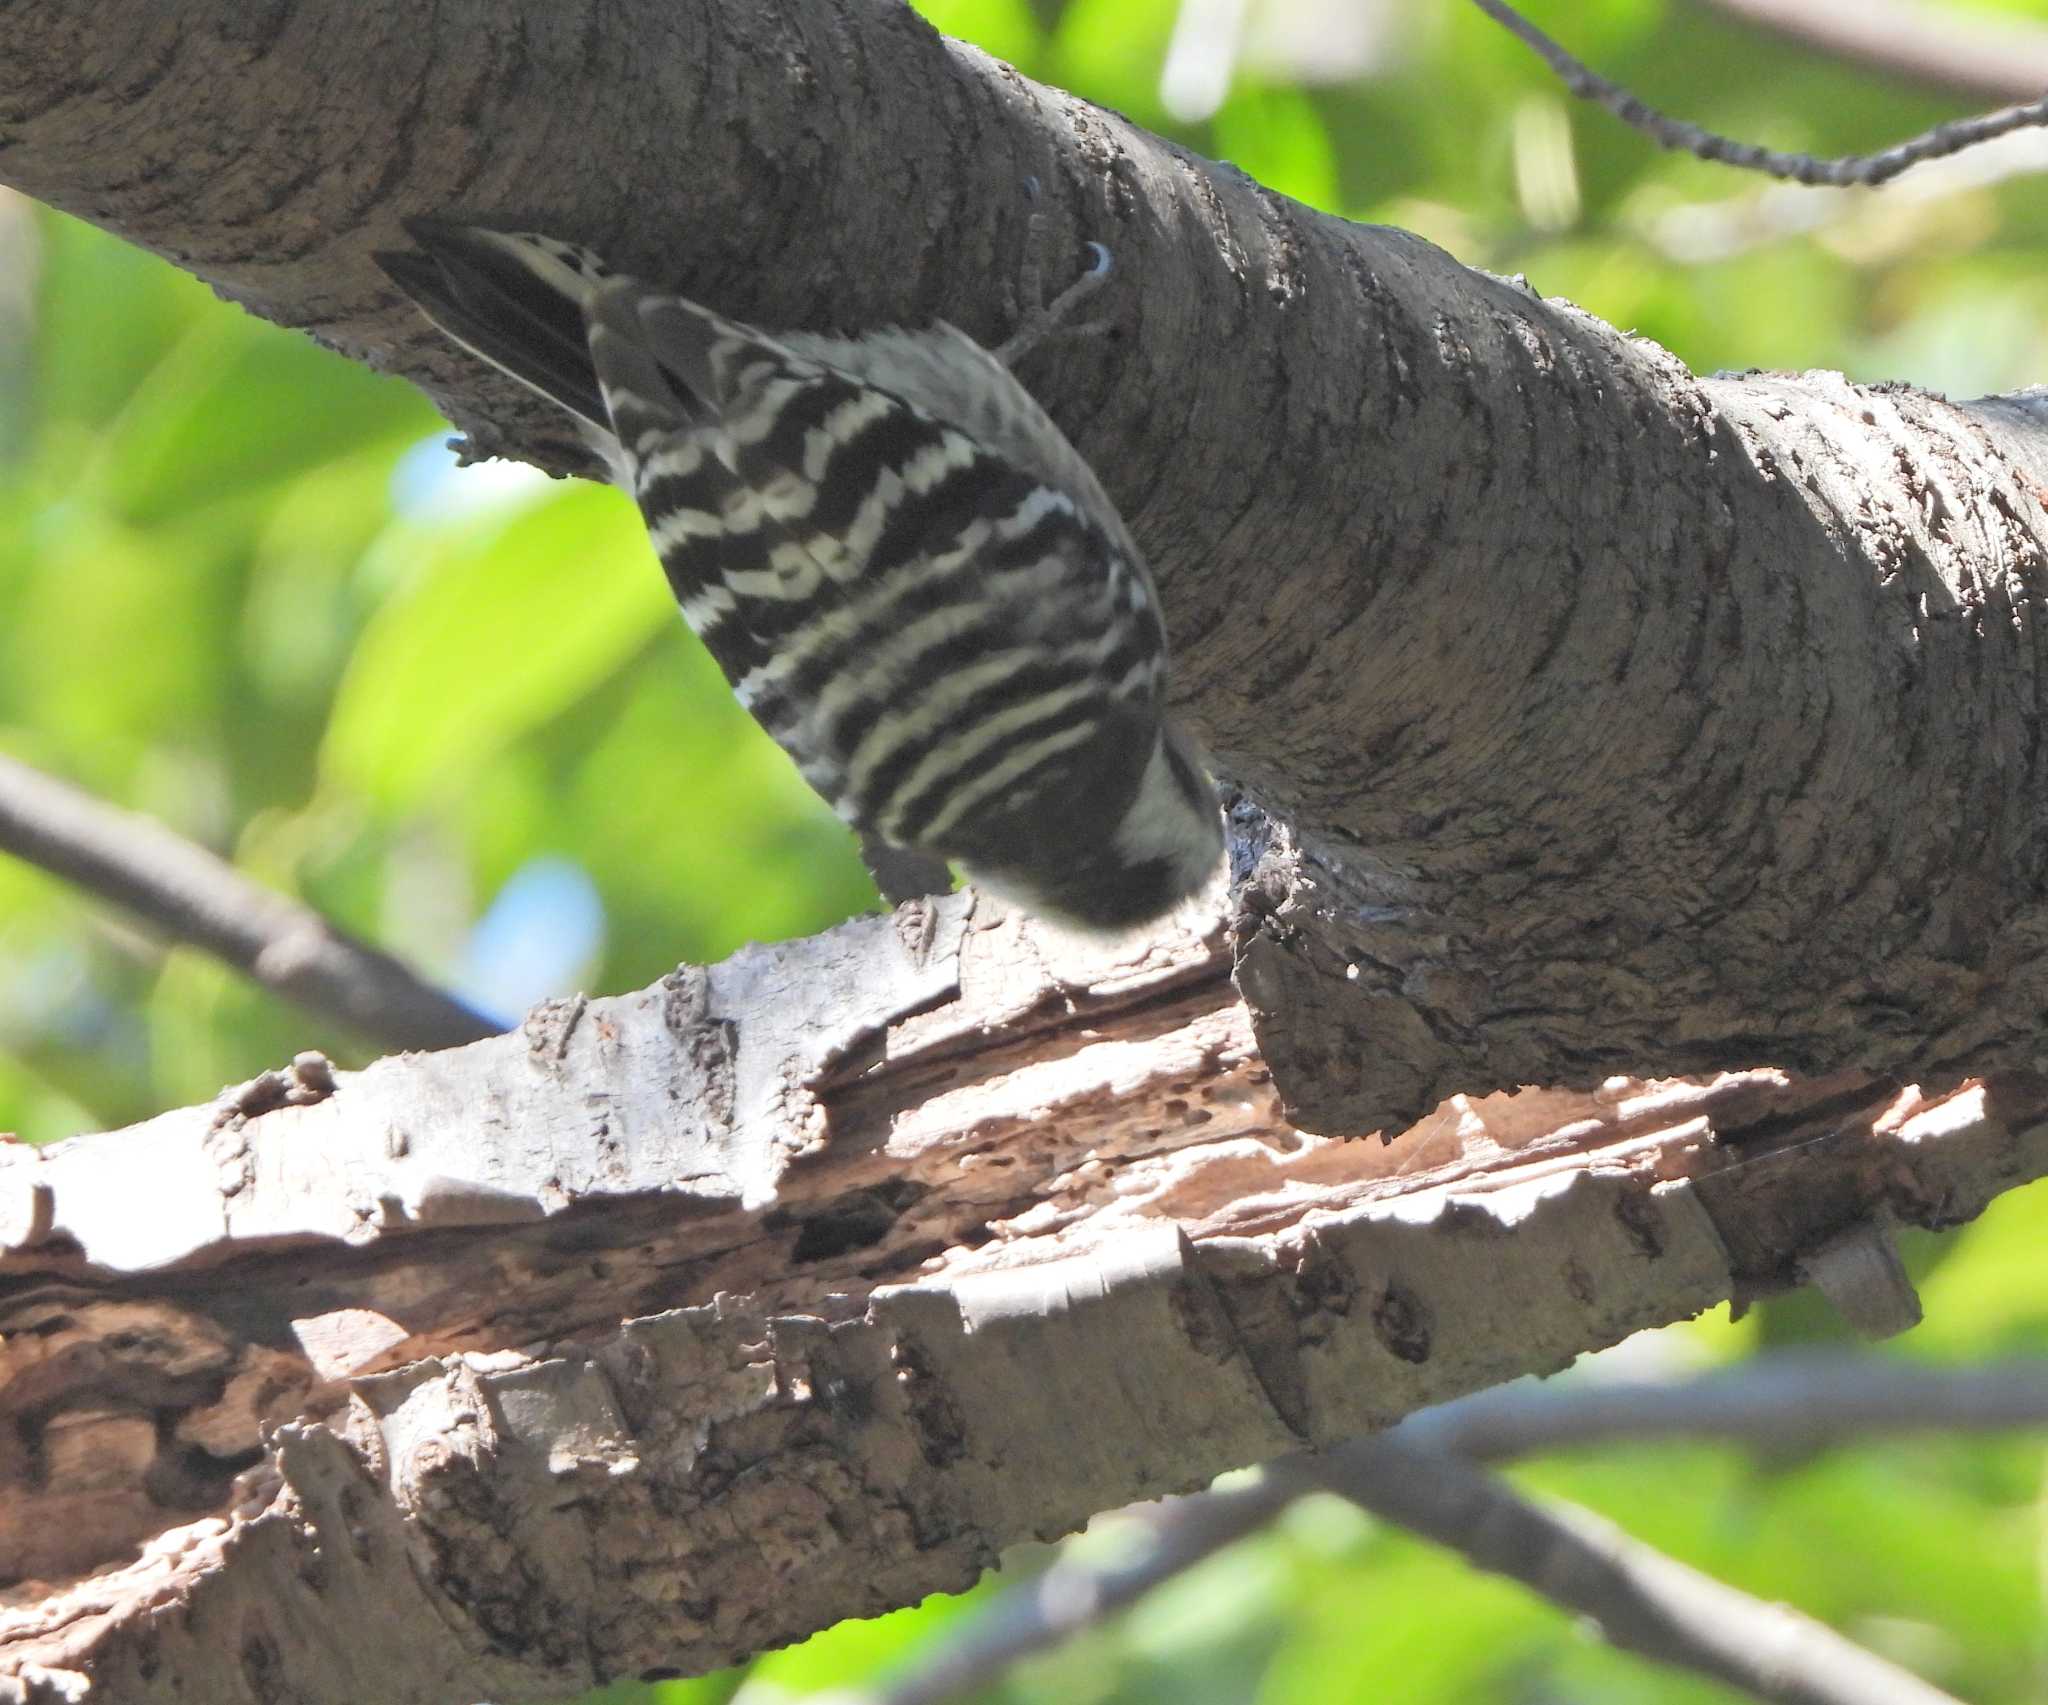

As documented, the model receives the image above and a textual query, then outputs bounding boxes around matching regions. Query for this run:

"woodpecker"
[375,220,1223,931]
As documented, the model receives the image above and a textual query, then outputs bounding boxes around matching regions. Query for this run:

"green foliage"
[5,2,2048,1701]
[0,202,878,1128]
[320,486,670,811]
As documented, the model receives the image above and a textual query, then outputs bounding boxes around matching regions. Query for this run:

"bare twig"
[1320,1439,1961,1705]
[1401,1353,2048,1458]
[1690,0,2048,107]
[844,1355,2047,1705]
[1472,0,2048,187]
[1640,126,2048,265]
[0,751,499,1052]
[824,1483,1295,1705]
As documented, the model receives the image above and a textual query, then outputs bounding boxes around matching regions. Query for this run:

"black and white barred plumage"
[375,220,1222,930]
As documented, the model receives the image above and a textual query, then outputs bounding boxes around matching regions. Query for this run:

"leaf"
[30,209,217,432]
[1052,0,1182,131]
[89,314,429,525]
[321,483,674,810]
[1212,84,1341,213]
[912,0,1045,69]
[744,1587,982,1690]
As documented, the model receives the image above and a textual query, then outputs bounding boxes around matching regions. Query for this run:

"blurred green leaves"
[322,484,669,810]
[0,197,876,1141]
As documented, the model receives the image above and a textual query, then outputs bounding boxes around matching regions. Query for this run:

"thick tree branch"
[4,3,2048,1700]
[7,0,2048,1136]
[0,753,498,1053]
[855,1355,2048,1705]
[845,1476,1293,1705]
[2,896,2044,1701]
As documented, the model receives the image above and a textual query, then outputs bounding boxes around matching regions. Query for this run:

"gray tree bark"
[11,0,2046,1133]
[4,899,2041,1702]
[4,0,2048,1701]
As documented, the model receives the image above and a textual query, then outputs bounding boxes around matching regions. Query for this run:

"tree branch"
[2,896,2044,1700]
[0,752,498,1052]
[5,2,2048,1699]
[1320,1439,1961,1705]
[1689,0,2048,106]
[1472,0,2048,185]
[10,0,2048,1134]
[851,1355,2048,1705]
[1403,1353,2048,1457]
[841,1478,1293,1705]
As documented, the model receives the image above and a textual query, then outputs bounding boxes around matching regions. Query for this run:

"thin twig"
[1641,127,2048,266]
[838,1355,2048,1705]
[1472,0,2048,187]
[825,1482,1296,1705]
[1403,1353,2048,1459]
[0,752,499,1052]
[1320,1439,1961,1705]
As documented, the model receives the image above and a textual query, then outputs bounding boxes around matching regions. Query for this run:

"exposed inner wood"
[5,894,2041,1612]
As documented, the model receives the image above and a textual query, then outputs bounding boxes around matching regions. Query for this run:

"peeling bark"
[4,898,2045,1701]
[9,1,2046,1136]
[5,0,2048,1699]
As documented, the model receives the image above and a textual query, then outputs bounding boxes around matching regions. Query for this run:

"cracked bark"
[8,0,2045,1133]
[3,0,2048,1699]
[5,900,2043,1703]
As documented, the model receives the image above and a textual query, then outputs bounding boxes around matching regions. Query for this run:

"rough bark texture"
[4,897,2043,1702]
[7,0,2047,1136]
[5,0,2048,1699]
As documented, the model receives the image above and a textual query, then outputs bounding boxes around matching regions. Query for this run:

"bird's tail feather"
[584,279,707,452]
[373,220,612,429]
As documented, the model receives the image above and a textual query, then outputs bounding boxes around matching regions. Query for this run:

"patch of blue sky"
[454,855,606,1024]
[389,432,555,523]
